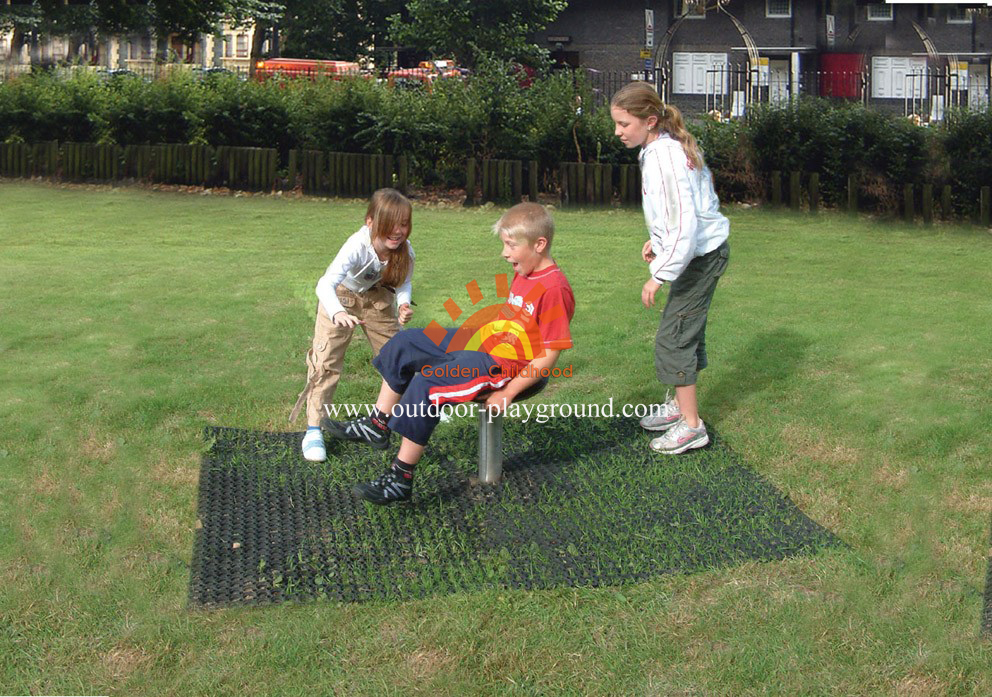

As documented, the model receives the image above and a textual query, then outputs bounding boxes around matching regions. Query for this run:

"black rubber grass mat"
[190,417,842,607]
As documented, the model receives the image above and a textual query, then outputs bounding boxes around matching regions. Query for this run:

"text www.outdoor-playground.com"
[323,398,664,425]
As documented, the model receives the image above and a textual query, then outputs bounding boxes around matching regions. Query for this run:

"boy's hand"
[484,389,513,415]
[642,239,656,262]
[642,278,662,308]
[397,303,414,325]
[333,311,363,328]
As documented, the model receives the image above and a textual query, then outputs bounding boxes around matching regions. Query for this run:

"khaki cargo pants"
[289,285,401,427]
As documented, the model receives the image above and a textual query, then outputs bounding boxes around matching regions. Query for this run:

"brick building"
[536,1,992,117]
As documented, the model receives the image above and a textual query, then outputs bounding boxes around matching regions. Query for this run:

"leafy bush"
[744,98,929,211]
[2,69,988,214]
[938,109,992,216]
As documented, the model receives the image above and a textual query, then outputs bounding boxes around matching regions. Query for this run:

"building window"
[947,6,972,24]
[236,34,248,58]
[680,0,706,19]
[672,52,730,95]
[224,35,233,58]
[871,56,927,99]
[0,38,7,56]
[766,0,791,18]
[867,4,893,21]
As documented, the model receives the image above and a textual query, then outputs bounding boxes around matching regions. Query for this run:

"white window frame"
[680,0,706,19]
[236,34,248,58]
[867,4,893,21]
[224,35,233,58]
[947,6,972,24]
[672,52,729,95]
[871,56,927,99]
[766,0,792,19]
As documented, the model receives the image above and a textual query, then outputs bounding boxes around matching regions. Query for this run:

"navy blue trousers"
[373,328,510,446]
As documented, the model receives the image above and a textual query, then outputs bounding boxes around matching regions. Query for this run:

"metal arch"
[654,0,761,103]
[911,20,940,65]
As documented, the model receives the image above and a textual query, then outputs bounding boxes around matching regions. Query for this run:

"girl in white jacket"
[611,82,730,454]
[290,188,415,462]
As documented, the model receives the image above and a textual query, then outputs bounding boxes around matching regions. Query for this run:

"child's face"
[611,106,656,149]
[368,214,411,251]
[500,231,547,277]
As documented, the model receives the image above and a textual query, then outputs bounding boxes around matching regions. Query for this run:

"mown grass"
[1,180,991,695]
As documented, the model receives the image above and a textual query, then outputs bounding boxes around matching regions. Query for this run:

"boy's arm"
[484,349,561,414]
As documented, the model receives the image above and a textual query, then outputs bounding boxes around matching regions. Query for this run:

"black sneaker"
[321,413,391,450]
[352,468,412,505]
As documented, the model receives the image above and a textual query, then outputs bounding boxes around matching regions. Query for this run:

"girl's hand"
[642,278,662,308]
[333,311,363,328]
[397,303,414,325]
[642,239,656,262]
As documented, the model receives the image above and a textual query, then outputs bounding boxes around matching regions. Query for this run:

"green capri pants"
[655,241,729,386]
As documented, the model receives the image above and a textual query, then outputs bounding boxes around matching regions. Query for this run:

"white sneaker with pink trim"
[649,418,709,454]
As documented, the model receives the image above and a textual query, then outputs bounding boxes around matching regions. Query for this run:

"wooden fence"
[767,169,991,226]
[2,142,989,226]
[0,141,408,196]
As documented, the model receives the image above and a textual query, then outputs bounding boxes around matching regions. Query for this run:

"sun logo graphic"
[421,273,557,363]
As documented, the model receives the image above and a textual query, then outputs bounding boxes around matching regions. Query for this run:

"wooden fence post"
[397,155,408,195]
[465,157,476,206]
[528,160,538,202]
[479,158,489,204]
[922,184,933,225]
[287,149,298,191]
[771,170,782,206]
[512,160,523,202]
[981,186,991,227]
[790,171,801,211]
[904,184,914,222]
[601,164,612,205]
[848,174,858,213]
[808,173,819,213]
[559,164,569,207]
[941,184,952,220]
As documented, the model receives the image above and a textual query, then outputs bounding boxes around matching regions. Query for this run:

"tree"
[277,0,402,62]
[226,0,284,77]
[388,0,567,68]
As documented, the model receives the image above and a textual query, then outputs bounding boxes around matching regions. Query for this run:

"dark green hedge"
[1,68,989,212]
[0,65,622,187]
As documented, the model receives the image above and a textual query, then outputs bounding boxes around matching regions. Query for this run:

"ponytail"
[658,103,703,171]
[611,82,704,171]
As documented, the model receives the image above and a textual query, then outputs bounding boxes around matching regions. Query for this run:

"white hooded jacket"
[640,134,729,282]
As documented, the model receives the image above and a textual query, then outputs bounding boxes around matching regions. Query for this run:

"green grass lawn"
[2,180,991,695]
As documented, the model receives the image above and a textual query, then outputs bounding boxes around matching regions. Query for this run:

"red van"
[254,58,362,81]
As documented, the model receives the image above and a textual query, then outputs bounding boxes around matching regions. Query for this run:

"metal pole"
[477,407,503,484]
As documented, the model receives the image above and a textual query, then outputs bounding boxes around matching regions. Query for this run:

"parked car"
[385,60,466,90]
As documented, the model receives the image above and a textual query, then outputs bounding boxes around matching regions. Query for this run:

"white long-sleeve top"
[315,226,414,319]
[640,134,730,282]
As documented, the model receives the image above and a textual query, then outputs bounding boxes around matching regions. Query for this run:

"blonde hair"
[611,82,704,171]
[492,202,555,249]
[366,188,412,288]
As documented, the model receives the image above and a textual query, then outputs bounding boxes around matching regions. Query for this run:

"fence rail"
[2,141,989,225]
[0,141,408,195]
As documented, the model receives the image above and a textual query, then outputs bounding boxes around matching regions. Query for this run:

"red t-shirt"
[488,263,575,373]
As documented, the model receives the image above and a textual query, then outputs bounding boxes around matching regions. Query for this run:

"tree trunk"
[249,23,266,78]
[6,28,25,64]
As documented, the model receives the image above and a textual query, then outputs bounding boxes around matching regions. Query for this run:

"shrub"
[938,109,992,216]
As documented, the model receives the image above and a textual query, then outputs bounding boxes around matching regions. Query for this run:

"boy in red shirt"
[324,203,576,504]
